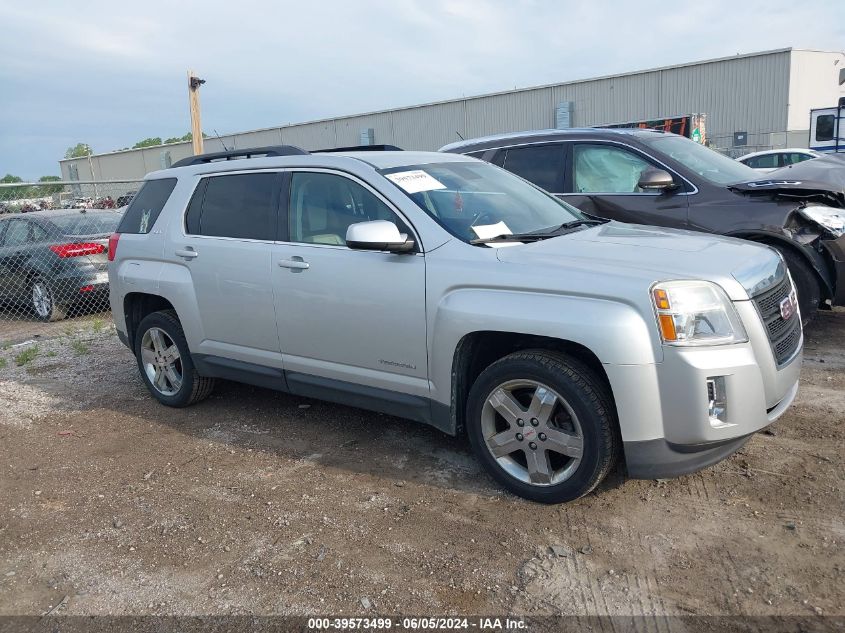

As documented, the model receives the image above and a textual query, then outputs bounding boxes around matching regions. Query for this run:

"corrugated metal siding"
[389,101,467,151]
[60,49,803,178]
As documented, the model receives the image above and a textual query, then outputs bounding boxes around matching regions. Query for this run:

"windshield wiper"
[470,219,606,245]
[544,218,607,234]
[469,232,555,245]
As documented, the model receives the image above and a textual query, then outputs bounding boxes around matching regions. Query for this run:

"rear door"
[561,141,689,229]
[178,171,284,368]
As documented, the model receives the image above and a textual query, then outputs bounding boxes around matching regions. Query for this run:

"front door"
[271,170,429,409]
[561,142,689,229]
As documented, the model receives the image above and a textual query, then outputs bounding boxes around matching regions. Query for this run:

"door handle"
[278,257,309,270]
[175,248,198,260]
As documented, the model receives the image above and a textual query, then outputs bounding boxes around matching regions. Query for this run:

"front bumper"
[625,379,798,479]
[605,298,802,479]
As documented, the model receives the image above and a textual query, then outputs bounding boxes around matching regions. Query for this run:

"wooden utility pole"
[188,70,205,155]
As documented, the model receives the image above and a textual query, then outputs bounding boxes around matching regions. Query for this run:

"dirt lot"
[0,310,842,621]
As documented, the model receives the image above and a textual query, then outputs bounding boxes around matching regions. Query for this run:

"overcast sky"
[1,0,843,179]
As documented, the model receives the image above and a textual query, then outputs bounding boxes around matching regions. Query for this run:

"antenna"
[455,131,465,141]
[214,129,230,152]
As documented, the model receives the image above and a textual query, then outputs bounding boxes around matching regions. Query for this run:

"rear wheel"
[466,350,619,504]
[134,310,215,407]
[30,277,66,322]
[773,247,820,325]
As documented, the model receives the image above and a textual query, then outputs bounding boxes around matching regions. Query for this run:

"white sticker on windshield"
[386,170,447,194]
[471,221,511,240]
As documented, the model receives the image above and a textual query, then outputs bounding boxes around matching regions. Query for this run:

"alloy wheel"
[480,379,584,486]
[140,327,183,396]
[31,281,53,319]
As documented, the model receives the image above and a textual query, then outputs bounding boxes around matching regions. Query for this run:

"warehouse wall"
[787,49,845,132]
[61,48,825,180]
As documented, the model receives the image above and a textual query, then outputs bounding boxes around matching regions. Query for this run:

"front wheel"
[134,310,215,407]
[466,350,619,504]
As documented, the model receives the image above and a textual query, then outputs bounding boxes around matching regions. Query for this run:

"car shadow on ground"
[110,376,628,501]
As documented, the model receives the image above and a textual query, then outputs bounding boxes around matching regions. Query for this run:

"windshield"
[51,211,121,236]
[379,161,585,243]
[644,135,758,186]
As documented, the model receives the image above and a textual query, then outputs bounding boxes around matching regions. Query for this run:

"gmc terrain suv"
[108,146,802,503]
[441,129,845,322]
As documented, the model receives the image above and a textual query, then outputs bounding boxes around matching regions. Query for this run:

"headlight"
[651,280,747,346]
[799,205,845,237]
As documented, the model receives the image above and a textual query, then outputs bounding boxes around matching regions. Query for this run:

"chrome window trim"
[466,138,699,196]
[179,167,423,250]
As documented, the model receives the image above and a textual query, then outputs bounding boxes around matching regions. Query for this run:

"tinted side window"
[502,145,563,192]
[745,154,778,169]
[117,178,177,234]
[190,173,278,240]
[816,115,835,142]
[3,220,30,246]
[289,172,405,246]
[573,144,655,193]
[784,152,813,165]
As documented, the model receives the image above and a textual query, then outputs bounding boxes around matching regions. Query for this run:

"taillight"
[49,242,106,258]
[107,233,120,262]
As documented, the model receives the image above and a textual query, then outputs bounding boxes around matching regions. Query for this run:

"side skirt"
[191,354,454,435]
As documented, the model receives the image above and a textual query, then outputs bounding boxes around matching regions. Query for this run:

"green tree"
[36,176,63,195]
[0,174,30,200]
[132,137,163,149]
[64,143,93,159]
[163,131,208,144]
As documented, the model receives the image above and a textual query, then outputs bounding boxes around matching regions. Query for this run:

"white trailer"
[809,103,844,153]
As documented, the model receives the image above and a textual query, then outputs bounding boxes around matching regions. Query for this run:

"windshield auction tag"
[471,221,519,247]
[385,170,447,194]
[471,221,512,240]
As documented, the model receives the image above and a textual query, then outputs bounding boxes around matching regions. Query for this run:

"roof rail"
[170,145,309,168]
[313,144,403,153]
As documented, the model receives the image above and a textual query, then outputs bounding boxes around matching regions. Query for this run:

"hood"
[494,222,782,301]
[729,156,845,208]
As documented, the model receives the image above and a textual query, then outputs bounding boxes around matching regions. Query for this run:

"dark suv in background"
[442,129,845,321]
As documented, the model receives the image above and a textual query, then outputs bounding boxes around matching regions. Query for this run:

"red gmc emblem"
[779,295,795,321]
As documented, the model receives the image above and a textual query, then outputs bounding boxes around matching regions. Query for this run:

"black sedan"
[0,209,121,321]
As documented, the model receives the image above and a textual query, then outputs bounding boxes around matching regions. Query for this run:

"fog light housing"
[707,376,728,427]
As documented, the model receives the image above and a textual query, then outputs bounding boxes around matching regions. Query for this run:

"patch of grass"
[0,358,7,369]
[91,318,105,333]
[70,339,90,355]
[1,342,10,351]
[45,350,57,358]
[63,325,76,337]
[14,346,38,366]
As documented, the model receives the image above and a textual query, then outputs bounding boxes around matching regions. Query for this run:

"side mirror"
[346,220,415,253]
[638,168,677,191]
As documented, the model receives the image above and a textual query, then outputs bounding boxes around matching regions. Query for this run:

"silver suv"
[107,146,802,503]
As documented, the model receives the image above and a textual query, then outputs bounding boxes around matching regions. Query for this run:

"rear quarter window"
[117,178,178,234]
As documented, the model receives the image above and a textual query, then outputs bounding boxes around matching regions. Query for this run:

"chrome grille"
[752,277,801,366]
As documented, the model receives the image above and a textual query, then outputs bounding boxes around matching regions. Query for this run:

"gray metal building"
[60,47,845,182]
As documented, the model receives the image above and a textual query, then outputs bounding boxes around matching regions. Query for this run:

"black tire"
[134,309,215,407]
[30,277,66,322]
[466,350,619,504]
[773,247,821,325]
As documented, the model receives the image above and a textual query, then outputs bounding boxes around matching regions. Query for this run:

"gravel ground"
[0,310,842,621]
